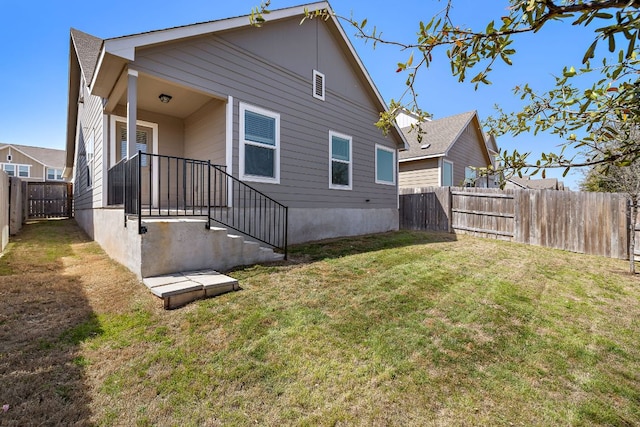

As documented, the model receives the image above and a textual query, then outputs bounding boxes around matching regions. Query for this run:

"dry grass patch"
[1,221,639,426]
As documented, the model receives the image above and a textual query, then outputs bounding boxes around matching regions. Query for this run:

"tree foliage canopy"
[252,1,639,177]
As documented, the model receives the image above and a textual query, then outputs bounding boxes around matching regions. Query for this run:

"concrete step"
[139,219,285,277]
[143,269,239,309]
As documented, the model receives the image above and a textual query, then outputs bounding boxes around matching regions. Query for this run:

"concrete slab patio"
[143,269,239,309]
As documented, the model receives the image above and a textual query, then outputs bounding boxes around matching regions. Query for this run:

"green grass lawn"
[2,221,639,426]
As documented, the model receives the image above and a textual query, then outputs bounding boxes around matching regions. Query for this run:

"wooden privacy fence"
[27,182,73,219]
[400,187,638,261]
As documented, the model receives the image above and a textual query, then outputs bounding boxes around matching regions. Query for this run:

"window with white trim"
[47,168,63,181]
[2,164,15,176]
[18,165,29,178]
[239,103,280,183]
[375,144,395,185]
[329,131,352,190]
[2,163,30,178]
[313,70,325,101]
[442,160,453,187]
[464,166,477,187]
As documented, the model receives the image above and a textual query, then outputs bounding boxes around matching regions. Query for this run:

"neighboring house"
[397,110,498,189]
[505,176,566,190]
[0,144,66,182]
[65,2,407,280]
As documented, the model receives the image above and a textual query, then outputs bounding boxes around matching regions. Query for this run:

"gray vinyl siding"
[184,99,226,165]
[133,16,398,209]
[446,123,492,186]
[398,158,440,188]
[74,79,104,210]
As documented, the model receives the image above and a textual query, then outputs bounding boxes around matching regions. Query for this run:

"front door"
[115,121,157,207]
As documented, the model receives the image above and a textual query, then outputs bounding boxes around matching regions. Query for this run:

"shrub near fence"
[400,187,638,261]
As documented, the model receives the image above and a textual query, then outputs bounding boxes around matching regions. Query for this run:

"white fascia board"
[398,153,444,163]
[89,48,106,93]
[103,2,330,62]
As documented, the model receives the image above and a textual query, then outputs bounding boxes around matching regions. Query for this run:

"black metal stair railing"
[107,151,288,257]
[208,164,288,257]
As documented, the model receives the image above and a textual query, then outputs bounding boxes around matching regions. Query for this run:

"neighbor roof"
[399,111,477,161]
[0,144,65,168]
[508,176,562,190]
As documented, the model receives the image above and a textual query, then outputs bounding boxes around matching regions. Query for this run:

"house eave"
[65,43,81,172]
[399,153,444,162]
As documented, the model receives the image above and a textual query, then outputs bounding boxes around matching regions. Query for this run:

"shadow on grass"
[285,229,457,264]
[0,219,102,425]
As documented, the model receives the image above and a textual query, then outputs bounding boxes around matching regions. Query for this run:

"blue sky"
[0,0,603,189]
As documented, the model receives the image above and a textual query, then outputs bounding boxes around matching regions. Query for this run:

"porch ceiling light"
[159,93,172,103]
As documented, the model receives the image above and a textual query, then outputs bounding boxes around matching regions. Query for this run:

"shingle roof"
[399,111,477,161]
[70,28,103,84]
[0,144,66,168]
[508,176,560,190]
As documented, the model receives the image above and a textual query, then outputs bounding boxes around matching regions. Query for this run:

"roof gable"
[66,2,408,163]
[70,28,103,84]
[399,111,478,161]
[0,144,65,168]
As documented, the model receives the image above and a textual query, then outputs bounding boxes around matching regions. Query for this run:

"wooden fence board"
[400,186,635,261]
[27,182,73,219]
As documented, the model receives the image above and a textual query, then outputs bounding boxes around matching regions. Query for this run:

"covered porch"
[101,69,288,274]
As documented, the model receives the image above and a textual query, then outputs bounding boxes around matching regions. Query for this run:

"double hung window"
[329,131,352,190]
[240,103,280,184]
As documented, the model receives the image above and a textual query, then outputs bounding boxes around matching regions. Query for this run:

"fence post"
[447,187,453,233]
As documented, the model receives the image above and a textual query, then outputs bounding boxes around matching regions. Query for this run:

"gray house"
[65,2,407,281]
[397,110,498,188]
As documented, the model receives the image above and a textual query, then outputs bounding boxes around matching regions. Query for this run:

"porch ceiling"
[116,74,216,119]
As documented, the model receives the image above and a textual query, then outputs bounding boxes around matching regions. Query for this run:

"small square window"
[3,164,15,176]
[18,165,29,178]
[47,168,63,181]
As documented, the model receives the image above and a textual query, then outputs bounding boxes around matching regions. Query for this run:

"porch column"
[126,69,138,159]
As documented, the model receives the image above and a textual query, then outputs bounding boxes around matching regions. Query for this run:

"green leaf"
[608,34,615,52]
[626,31,637,58]
[582,40,597,64]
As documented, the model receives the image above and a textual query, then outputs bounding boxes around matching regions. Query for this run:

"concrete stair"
[143,269,240,309]
[135,218,284,308]
[138,218,284,278]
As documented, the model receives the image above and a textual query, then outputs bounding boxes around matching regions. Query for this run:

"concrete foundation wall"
[75,208,143,278]
[287,208,399,244]
[74,207,399,279]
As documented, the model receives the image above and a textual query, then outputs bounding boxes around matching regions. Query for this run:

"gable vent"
[313,70,325,101]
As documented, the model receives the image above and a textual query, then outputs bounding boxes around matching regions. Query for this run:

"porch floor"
[143,269,239,309]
